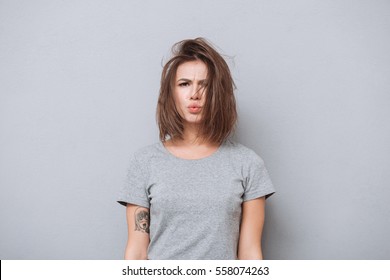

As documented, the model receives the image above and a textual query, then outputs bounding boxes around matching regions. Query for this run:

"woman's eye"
[179,82,189,87]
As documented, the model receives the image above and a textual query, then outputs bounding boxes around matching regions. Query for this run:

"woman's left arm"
[237,196,266,260]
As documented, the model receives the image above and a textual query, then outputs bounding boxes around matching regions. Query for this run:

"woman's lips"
[188,106,202,113]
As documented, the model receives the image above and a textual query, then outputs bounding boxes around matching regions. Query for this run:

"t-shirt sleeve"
[117,154,150,208]
[242,153,275,201]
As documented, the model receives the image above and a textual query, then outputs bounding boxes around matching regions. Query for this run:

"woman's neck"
[163,123,221,159]
[171,124,215,148]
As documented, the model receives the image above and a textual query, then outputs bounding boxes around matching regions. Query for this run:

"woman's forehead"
[176,60,208,80]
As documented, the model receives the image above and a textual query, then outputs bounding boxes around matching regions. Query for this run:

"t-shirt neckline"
[158,140,227,162]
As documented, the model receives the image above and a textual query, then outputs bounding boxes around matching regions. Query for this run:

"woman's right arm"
[124,204,150,260]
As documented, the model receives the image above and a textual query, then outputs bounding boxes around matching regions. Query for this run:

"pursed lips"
[188,103,202,108]
[187,104,202,113]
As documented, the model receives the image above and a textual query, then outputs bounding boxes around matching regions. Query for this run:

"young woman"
[118,38,275,260]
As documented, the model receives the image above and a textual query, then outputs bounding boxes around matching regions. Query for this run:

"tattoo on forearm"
[134,207,150,233]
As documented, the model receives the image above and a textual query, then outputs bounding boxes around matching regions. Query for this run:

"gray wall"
[1,0,389,259]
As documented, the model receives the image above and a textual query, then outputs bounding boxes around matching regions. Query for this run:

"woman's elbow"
[238,245,263,260]
[124,245,148,260]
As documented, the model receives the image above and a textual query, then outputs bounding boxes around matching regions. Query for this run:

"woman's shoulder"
[131,142,165,163]
[222,139,267,172]
[224,139,262,159]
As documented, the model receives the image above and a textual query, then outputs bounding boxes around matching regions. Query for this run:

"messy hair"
[156,38,237,145]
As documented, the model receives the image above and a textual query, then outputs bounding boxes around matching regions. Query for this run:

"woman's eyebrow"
[177,78,191,82]
[177,78,207,83]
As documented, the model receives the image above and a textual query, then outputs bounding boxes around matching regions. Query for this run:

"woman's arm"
[124,204,150,260]
[237,197,266,260]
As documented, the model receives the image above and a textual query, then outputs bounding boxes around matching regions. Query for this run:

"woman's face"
[173,60,208,125]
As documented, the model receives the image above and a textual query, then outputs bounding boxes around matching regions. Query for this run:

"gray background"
[1,0,389,259]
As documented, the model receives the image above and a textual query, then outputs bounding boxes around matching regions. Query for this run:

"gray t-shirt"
[117,139,275,260]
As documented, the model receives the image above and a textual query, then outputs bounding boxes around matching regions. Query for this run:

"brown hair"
[156,38,237,145]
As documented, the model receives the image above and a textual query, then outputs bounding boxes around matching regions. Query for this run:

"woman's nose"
[190,85,203,100]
